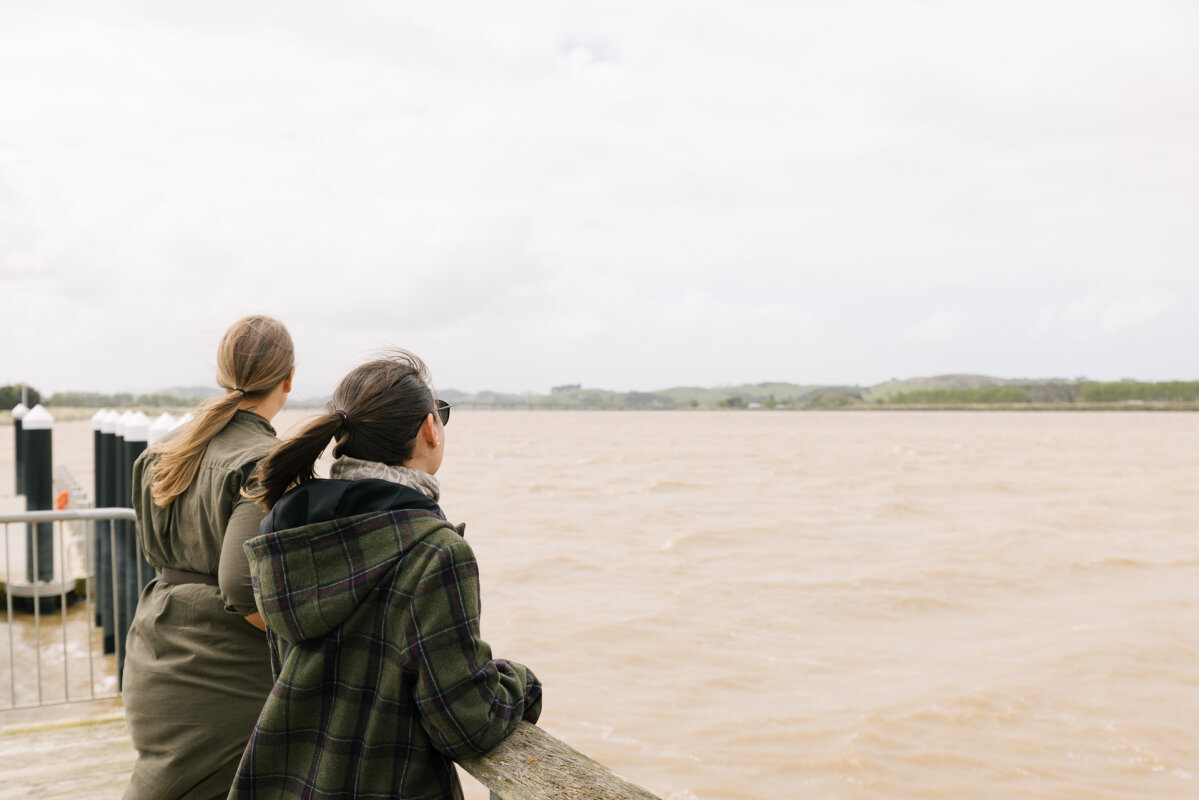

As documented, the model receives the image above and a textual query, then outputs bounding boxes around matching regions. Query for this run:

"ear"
[421,413,439,448]
[283,366,295,394]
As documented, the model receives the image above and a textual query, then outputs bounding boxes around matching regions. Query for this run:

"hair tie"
[333,409,349,423]
[233,387,247,397]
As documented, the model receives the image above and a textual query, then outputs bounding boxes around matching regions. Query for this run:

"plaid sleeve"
[409,536,542,760]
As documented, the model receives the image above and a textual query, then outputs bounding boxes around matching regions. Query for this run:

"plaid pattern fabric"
[230,505,541,800]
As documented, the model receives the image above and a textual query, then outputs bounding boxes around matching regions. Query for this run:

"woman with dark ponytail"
[123,315,295,800]
[230,350,541,800]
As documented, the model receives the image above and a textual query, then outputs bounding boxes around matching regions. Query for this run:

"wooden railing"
[460,722,663,800]
[1,510,664,798]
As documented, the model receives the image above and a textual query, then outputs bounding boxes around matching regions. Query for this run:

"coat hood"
[245,478,450,644]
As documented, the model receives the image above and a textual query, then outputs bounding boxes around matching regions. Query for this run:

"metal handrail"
[2,507,138,710]
[0,508,137,524]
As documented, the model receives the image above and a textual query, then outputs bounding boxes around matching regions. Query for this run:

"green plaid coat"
[229,479,542,800]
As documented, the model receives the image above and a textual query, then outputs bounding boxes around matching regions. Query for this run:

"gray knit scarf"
[329,455,440,502]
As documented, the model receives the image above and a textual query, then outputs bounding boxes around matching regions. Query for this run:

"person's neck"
[239,389,286,423]
[401,454,435,474]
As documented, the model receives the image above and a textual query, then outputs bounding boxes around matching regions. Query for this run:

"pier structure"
[2,414,664,799]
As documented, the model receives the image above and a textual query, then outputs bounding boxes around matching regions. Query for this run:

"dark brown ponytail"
[251,349,437,510]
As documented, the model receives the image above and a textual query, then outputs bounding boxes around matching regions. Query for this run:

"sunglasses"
[409,399,451,438]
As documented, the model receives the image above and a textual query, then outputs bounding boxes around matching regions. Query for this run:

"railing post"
[11,402,28,495]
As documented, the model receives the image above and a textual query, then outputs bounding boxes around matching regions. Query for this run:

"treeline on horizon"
[4,377,1199,413]
[1,386,198,410]
[444,378,1199,409]
[881,381,1199,406]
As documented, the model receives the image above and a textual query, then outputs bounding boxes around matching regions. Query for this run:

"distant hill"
[446,381,857,408]
[159,385,219,399]
[443,375,1196,409]
[28,374,1199,412]
[862,374,1078,402]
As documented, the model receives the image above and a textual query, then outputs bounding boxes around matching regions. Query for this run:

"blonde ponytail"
[150,315,294,507]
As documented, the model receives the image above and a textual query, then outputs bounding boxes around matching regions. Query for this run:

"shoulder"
[406,520,475,576]
[419,522,471,553]
[206,413,278,471]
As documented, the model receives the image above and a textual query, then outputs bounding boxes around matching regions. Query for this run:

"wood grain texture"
[0,711,660,800]
[458,723,662,800]
[0,712,134,800]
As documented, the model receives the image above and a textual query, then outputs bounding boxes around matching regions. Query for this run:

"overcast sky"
[2,1,1197,398]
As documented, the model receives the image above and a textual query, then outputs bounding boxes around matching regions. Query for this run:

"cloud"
[1031,294,1177,341]
[2,2,1198,393]
[901,311,971,346]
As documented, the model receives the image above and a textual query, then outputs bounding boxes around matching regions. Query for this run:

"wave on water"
[576,721,705,765]
[503,552,606,581]
[865,499,925,517]
[661,790,701,800]
[658,530,725,551]
[639,479,705,494]
[890,593,956,612]
[1067,556,1150,571]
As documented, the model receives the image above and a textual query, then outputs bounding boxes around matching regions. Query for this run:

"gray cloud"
[2,1,1196,395]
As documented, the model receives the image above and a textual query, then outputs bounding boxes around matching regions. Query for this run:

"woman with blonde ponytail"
[122,315,295,800]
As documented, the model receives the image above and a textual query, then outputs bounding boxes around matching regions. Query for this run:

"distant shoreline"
[10,375,1199,415]
[5,402,1199,425]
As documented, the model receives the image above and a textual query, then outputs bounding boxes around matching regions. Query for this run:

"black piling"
[109,411,131,659]
[12,402,28,495]
[98,410,119,654]
[117,411,152,685]
[91,409,107,626]
[21,404,56,614]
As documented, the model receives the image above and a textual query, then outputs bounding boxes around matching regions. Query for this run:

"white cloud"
[1031,294,1177,341]
[901,311,971,346]
[1099,295,1177,333]
[2,1,1198,393]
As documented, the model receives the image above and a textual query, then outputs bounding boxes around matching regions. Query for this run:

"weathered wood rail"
[0,712,663,800]
[2,509,663,799]
[460,721,662,800]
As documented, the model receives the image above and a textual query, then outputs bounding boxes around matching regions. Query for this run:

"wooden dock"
[0,504,661,799]
[0,702,660,800]
[0,700,134,799]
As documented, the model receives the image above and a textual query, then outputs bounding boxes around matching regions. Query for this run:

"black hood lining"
[262,478,443,534]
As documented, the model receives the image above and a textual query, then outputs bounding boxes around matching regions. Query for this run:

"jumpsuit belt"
[159,568,219,586]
